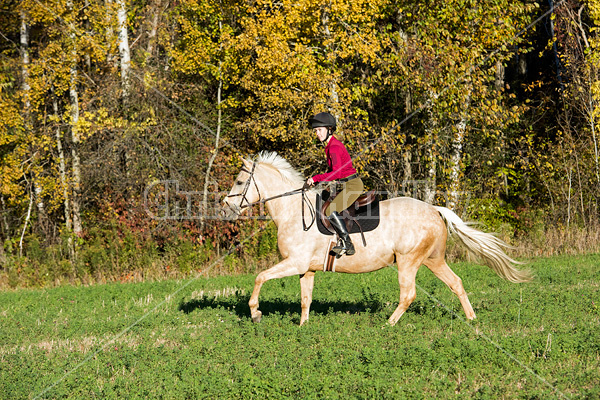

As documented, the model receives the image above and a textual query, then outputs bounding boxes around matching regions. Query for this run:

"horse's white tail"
[435,206,532,283]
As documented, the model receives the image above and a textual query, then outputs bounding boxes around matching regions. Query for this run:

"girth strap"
[342,210,367,247]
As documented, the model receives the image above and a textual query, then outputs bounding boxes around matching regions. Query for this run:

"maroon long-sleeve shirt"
[311,136,357,183]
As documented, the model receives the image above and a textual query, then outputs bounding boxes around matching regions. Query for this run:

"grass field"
[1,254,599,399]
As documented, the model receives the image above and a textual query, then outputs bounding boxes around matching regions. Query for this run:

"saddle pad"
[316,192,381,236]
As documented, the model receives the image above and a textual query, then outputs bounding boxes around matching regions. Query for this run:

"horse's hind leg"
[388,254,421,326]
[424,257,476,320]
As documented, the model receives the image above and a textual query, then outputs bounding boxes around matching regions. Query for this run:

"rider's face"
[314,127,329,142]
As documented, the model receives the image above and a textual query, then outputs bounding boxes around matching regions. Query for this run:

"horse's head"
[222,158,261,220]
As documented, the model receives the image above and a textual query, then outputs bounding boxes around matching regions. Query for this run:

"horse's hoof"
[251,311,262,323]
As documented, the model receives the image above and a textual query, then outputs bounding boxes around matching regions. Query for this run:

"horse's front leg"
[249,258,304,323]
[299,271,315,326]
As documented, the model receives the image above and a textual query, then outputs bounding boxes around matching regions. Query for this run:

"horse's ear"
[241,157,252,168]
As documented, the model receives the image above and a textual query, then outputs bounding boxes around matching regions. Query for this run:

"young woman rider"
[305,112,364,256]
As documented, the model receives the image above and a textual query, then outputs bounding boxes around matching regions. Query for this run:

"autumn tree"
[229,0,392,171]
[535,0,600,227]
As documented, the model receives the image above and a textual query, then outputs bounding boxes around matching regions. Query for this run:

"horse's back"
[378,196,447,238]
[380,196,439,217]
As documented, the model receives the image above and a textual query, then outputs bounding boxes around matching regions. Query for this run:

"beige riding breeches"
[325,177,364,216]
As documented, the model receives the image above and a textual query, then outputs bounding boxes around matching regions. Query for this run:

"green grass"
[1,254,599,399]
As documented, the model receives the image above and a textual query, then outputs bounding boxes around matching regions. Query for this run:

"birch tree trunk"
[0,195,9,238]
[53,93,75,257]
[70,73,83,237]
[202,19,225,229]
[202,60,222,229]
[117,0,132,184]
[448,93,472,210]
[105,0,118,67]
[52,93,72,232]
[21,11,48,230]
[495,60,505,91]
[117,0,131,101]
[321,6,340,121]
[68,1,83,237]
[20,12,30,111]
[424,144,437,204]
[19,187,33,257]
[146,0,162,61]
[588,89,600,186]
[0,228,5,265]
[402,150,412,197]
[448,125,466,210]
[424,95,438,204]
[84,0,91,70]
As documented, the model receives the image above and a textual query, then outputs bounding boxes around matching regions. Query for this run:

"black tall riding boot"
[327,212,355,256]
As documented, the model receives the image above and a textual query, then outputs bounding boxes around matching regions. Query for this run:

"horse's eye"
[236,180,243,185]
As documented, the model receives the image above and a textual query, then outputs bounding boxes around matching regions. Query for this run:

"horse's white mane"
[251,151,305,185]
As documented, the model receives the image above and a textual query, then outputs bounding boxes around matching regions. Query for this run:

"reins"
[238,187,304,210]
[301,188,316,231]
[225,161,316,231]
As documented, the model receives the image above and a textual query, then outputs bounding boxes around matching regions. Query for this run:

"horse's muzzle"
[221,202,241,221]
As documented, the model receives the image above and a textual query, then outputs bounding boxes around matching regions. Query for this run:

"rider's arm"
[312,142,354,183]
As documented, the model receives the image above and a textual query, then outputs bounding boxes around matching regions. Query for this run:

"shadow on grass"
[178,294,452,322]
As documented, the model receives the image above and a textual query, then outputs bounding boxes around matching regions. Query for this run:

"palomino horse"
[223,152,531,325]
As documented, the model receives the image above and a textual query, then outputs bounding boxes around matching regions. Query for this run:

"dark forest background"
[1,0,599,287]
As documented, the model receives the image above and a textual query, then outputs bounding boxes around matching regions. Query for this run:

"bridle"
[225,160,260,212]
[225,160,316,230]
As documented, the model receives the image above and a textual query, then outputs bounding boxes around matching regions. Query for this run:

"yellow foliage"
[0,62,26,203]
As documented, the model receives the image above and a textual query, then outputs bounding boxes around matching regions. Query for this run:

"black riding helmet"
[309,112,337,132]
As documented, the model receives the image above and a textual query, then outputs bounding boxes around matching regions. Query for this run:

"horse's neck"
[257,170,308,226]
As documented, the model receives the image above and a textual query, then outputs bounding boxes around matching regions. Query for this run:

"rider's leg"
[327,211,355,256]
[325,178,363,256]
